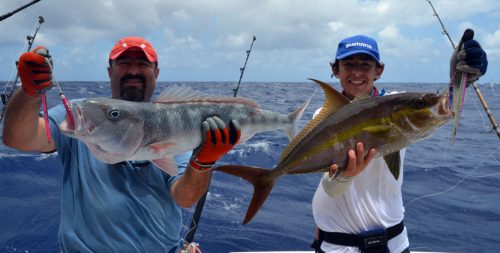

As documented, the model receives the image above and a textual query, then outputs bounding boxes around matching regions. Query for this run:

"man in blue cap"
[311,34,487,253]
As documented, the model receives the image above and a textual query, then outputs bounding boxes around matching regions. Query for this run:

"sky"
[0,0,499,83]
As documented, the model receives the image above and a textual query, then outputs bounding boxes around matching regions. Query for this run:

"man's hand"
[450,29,488,85]
[328,142,376,178]
[17,46,53,97]
[321,142,376,198]
[190,116,241,171]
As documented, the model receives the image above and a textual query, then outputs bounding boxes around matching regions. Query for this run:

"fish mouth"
[438,92,453,119]
[59,104,97,137]
[59,105,79,135]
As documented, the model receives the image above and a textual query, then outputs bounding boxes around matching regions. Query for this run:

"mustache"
[120,74,146,86]
[120,74,146,101]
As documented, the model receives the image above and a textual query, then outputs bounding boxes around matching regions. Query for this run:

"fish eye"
[107,109,121,120]
[414,98,426,109]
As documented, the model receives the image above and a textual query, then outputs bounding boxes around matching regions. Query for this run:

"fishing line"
[180,210,204,253]
[405,162,478,208]
[404,143,500,208]
[404,83,500,207]
[443,146,500,178]
[468,87,495,132]
[490,82,499,97]
[180,218,198,244]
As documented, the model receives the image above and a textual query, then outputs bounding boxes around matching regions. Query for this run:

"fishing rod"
[180,192,207,253]
[425,0,500,140]
[181,35,258,253]
[0,0,41,22]
[233,35,256,97]
[0,15,44,123]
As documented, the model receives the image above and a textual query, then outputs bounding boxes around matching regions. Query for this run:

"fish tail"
[215,165,275,224]
[286,95,312,140]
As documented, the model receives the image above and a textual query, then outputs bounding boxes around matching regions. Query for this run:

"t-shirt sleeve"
[42,104,77,162]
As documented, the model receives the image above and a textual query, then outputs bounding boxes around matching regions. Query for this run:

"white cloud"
[0,0,499,82]
[171,10,190,22]
[484,29,500,60]
[378,25,436,63]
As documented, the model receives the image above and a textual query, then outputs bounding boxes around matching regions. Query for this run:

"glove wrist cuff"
[189,156,214,172]
[22,88,40,98]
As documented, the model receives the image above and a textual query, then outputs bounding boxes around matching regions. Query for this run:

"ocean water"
[1,81,499,253]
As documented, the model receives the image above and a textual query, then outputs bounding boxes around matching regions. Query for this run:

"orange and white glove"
[17,46,53,97]
[190,116,241,171]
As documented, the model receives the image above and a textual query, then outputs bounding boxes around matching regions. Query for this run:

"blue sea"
[1,81,499,253]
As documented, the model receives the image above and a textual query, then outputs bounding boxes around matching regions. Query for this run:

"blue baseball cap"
[335,35,381,63]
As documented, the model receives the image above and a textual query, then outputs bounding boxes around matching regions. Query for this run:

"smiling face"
[108,49,159,102]
[332,54,384,100]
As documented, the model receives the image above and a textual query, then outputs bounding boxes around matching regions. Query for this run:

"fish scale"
[215,79,452,224]
[59,85,311,176]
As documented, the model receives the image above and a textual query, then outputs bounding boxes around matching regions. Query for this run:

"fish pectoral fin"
[148,142,175,154]
[152,157,179,176]
[363,125,391,136]
[383,152,401,180]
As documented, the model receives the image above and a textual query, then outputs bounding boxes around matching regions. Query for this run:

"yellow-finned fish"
[215,79,452,224]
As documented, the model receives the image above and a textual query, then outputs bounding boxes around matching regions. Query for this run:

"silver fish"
[59,85,311,175]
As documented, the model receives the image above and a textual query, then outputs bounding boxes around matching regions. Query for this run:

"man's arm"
[171,116,240,208]
[2,46,55,153]
[170,165,212,208]
[2,90,56,152]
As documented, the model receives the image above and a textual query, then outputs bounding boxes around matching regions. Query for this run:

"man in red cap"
[2,36,240,252]
[108,36,159,102]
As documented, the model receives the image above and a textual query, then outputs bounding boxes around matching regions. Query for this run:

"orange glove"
[17,46,53,97]
[190,116,241,171]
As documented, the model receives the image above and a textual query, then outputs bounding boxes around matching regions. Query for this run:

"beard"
[120,74,146,101]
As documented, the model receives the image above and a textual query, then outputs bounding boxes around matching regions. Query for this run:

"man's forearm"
[171,165,212,208]
[2,89,48,151]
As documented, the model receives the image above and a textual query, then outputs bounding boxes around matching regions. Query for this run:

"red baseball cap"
[109,36,158,62]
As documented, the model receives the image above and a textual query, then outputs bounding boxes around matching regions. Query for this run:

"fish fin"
[215,165,274,224]
[383,152,400,180]
[154,85,259,108]
[147,142,175,153]
[308,78,350,115]
[152,157,179,176]
[353,93,371,100]
[286,94,312,140]
[363,125,391,136]
[279,78,349,162]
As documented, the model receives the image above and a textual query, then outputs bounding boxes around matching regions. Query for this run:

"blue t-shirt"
[47,104,191,253]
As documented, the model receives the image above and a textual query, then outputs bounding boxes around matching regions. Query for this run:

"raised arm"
[2,46,56,152]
